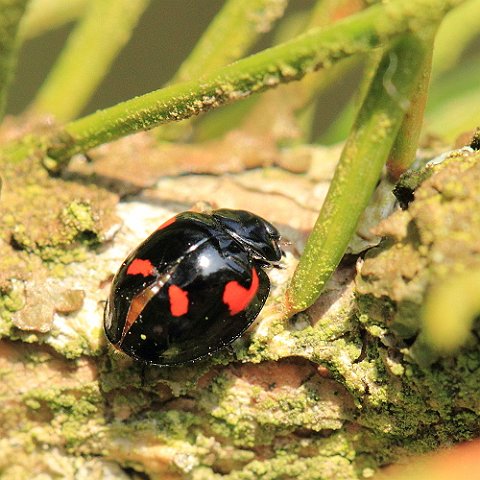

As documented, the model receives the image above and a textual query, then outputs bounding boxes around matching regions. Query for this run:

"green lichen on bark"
[357,148,480,357]
[0,120,119,358]
[0,149,117,262]
[355,149,480,445]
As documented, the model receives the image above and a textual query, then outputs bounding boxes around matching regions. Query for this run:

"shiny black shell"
[104,209,282,365]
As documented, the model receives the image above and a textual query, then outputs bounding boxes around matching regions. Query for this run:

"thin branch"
[318,0,480,146]
[237,0,365,143]
[44,0,465,171]
[0,0,29,120]
[19,0,88,41]
[286,33,434,314]
[30,0,149,121]
[157,0,289,141]
[387,27,437,180]
[173,0,289,84]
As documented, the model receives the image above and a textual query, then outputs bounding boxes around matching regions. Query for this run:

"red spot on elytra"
[126,258,154,277]
[168,284,189,317]
[157,216,176,230]
[222,268,259,316]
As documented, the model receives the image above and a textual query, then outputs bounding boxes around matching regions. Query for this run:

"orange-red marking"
[157,216,176,230]
[126,258,154,277]
[168,284,189,317]
[119,286,158,346]
[222,268,259,316]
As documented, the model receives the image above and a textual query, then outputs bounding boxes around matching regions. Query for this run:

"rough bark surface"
[1,122,479,479]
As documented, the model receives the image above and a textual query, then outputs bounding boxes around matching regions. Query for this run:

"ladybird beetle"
[104,209,283,365]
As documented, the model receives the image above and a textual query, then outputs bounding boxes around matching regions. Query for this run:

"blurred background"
[6,0,368,140]
[7,0,480,142]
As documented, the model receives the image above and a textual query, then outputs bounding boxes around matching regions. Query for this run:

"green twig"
[237,0,364,143]
[0,0,29,120]
[193,7,311,142]
[44,0,465,171]
[318,48,384,146]
[157,0,289,141]
[387,28,437,180]
[432,0,480,79]
[173,0,288,84]
[286,34,434,314]
[320,0,480,147]
[30,0,149,121]
[284,0,367,115]
[19,0,88,41]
